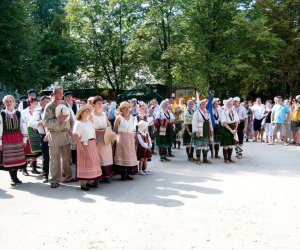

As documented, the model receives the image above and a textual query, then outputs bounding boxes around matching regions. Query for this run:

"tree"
[66,0,143,93]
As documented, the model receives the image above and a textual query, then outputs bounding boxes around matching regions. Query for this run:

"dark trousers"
[41,135,50,179]
[237,121,245,145]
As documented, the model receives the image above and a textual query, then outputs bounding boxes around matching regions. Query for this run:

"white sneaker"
[144,170,150,175]
[284,142,289,146]
[268,142,274,145]
[138,170,146,176]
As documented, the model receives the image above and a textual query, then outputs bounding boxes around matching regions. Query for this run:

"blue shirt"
[272,104,290,123]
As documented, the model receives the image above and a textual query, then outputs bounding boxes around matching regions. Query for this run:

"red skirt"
[76,140,102,180]
[0,132,26,170]
[136,145,151,161]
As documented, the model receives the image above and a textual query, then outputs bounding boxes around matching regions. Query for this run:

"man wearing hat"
[18,89,38,111]
[43,86,75,188]
[233,97,248,159]
[64,91,78,116]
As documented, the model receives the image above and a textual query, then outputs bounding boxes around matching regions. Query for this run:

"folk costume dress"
[113,115,138,177]
[182,109,194,160]
[0,109,27,183]
[147,114,156,154]
[212,108,222,158]
[91,112,113,181]
[154,109,175,160]
[220,107,239,162]
[21,107,42,158]
[136,131,152,162]
[73,120,102,181]
[192,109,213,163]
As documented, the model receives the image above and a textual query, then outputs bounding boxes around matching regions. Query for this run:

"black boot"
[228,148,235,163]
[172,141,177,149]
[14,170,22,184]
[223,148,229,163]
[195,149,201,164]
[31,161,40,174]
[203,149,212,164]
[22,165,29,176]
[167,147,175,157]
[9,170,17,186]
[177,141,181,149]
[209,144,214,158]
[214,144,220,158]
[186,147,192,161]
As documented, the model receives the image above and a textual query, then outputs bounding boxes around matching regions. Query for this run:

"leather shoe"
[80,186,90,191]
[22,169,29,176]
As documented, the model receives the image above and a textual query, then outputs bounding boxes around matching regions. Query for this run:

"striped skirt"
[96,130,113,179]
[76,139,102,180]
[28,127,42,153]
[0,132,26,170]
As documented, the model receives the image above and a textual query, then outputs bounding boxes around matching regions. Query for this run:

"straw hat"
[104,127,117,145]
[76,104,93,120]
[118,101,130,111]
[138,120,149,132]
[55,104,70,121]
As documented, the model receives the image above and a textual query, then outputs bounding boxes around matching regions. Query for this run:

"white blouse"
[21,107,36,128]
[192,110,213,133]
[117,115,135,133]
[155,109,175,122]
[73,120,96,145]
[221,109,239,125]
[91,112,107,130]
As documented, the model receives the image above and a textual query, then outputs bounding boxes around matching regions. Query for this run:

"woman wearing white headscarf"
[192,99,213,164]
[154,99,175,162]
[182,99,195,161]
[220,98,239,163]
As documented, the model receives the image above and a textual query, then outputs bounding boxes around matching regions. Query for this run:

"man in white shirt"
[251,97,265,141]
[233,97,248,159]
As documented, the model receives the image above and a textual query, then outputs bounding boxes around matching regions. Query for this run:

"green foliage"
[0,0,298,98]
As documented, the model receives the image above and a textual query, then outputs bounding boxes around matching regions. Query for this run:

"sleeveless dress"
[0,110,26,170]
[92,112,113,179]
[113,115,138,176]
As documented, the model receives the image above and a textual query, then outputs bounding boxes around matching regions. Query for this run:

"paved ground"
[0,142,300,250]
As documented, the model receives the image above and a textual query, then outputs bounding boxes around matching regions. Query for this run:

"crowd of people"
[0,86,299,190]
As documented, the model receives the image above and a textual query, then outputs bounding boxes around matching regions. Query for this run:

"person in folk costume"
[21,97,41,175]
[73,104,102,191]
[192,99,214,164]
[43,86,75,189]
[18,89,38,111]
[0,95,27,186]
[220,98,239,163]
[113,102,138,180]
[154,99,175,162]
[134,101,148,131]
[233,97,248,159]
[182,99,195,161]
[147,105,157,155]
[90,96,113,184]
[130,98,138,116]
[136,120,152,175]
[28,95,52,183]
[173,106,184,149]
[211,98,222,158]
[167,101,176,157]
